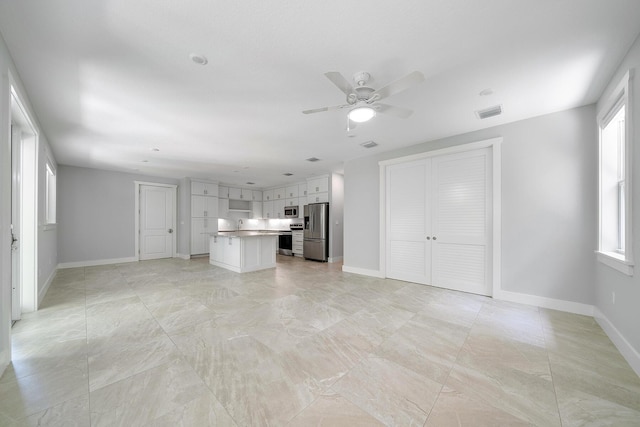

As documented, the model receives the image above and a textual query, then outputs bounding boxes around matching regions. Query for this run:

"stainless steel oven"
[278,231,292,256]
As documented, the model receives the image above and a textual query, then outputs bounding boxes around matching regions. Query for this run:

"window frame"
[597,70,634,276]
[45,159,57,225]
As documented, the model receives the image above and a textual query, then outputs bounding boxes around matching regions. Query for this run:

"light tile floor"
[1,256,639,426]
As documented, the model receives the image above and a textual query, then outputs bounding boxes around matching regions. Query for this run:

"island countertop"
[216,230,285,238]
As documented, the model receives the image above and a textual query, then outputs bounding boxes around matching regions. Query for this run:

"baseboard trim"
[38,267,57,306]
[175,253,191,260]
[494,290,595,316]
[342,265,384,278]
[594,308,640,377]
[57,257,138,269]
[328,256,343,263]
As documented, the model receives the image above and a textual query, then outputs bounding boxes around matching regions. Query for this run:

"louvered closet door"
[386,159,431,284]
[431,148,491,295]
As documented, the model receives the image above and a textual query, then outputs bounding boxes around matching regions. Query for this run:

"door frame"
[134,181,177,261]
[379,137,502,296]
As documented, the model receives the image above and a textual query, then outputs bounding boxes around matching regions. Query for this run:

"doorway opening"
[10,85,39,324]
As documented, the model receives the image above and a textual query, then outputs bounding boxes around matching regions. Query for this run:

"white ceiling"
[1,1,639,188]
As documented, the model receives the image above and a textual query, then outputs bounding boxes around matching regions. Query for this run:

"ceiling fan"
[302,70,425,125]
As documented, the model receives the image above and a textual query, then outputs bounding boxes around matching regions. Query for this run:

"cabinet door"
[218,186,229,198]
[223,237,241,267]
[191,218,206,254]
[263,200,274,219]
[285,197,299,207]
[274,187,285,200]
[240,188,252,200]
[307,177,329,194]
[307,192,329,204]
[228,187,242,200]
[252,190,263,201]
[218,198,229,218]
[191,181,206,195]
[205,196,218,217]
[210,236,224,262]
[274,199,286,218]
[204,182,218,196]
[263,189,274,201]
[285,185,299,198]
[251,201,262,219]
[191,195,206,217]
[298,183,307,197]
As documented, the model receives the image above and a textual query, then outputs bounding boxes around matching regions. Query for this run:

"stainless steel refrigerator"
[303,202,329,262]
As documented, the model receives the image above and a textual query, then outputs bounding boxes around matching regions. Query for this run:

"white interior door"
[385,147,492,296]
[140,185,174,260]
[11,125,21,321]
[386,159,431,284]
[431,148,492,295]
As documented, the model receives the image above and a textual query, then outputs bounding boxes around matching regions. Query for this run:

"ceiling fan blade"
[370,71,425,100]
[302,104,350,114]
[324,72,355,95]
[375,103,414,118]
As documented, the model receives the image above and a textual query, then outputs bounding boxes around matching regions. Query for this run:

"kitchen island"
[209,231,279,273]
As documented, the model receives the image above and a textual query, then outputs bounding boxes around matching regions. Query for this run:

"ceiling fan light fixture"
[348,106,376,123]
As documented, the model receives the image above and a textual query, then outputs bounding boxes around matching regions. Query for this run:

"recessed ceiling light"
[479,88,494,96]
[141,160,149,163]
[151,148,160,152]
[189,53,208,65]
[306,157,320,162]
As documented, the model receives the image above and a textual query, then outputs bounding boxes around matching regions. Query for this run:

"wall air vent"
[306,157,320,162]
[475,105,503,120]
[360,140,378,148]
[283,173,293,176]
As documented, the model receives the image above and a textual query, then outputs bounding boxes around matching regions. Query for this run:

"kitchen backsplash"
[218,218,302,232]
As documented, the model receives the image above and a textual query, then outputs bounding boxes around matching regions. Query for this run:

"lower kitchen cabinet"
[209,234,277,273]
[191,218,217,254]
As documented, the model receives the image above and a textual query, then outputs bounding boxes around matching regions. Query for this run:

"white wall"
[344,105,597,305]
[330,173,344,261]
[594,34,640,363]
[57,165,179,265]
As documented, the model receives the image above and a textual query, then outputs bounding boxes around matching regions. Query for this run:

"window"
[45,161,56,224]
[597,70,633,275]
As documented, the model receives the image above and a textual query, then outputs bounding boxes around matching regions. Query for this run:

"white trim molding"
[175,253,191,260]
[342,265,385,278]
[38,266,57,306]
[495,289,595,317]
[595,308,640,377]
[58,257,137,269]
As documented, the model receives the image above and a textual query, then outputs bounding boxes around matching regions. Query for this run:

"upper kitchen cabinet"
[228,187,253,200]
[192,181,218,196]
[274,187,286,200]
[298,183,307,198]
[307,177,329,194]
[252,190,262,201]
[285,185,299,199]
[218,186,229,199]
[263,189,274,201]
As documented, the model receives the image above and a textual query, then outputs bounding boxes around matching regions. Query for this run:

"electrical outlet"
[612,292,616,304]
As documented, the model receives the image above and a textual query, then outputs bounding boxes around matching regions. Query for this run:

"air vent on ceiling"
[475,105,503,120]
[283,173,293,176]
[360,140,378,149]
[306,157,320,162]
[246,181,255,185]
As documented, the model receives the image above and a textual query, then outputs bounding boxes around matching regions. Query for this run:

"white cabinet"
[263,200,274,219]
[228,187,241,200]
[285,197,299,208]
[218,186,229,199]
[223,236,242,267]
[251,201,262,219]
[285,185,299,198]
[307,193,329,204]
[307,177,329,194]
[218,198,230,218]
[274,199,286,218]
[299,183,307,198]
[263,189,274,201]
[192,181,218,196]
[191,195,218,217]
[274,187,285,200]
[292,230,304,256]
[252,190,262,201]
[191,218,217,255]
[210,235,277,273]
[210,235,224,263]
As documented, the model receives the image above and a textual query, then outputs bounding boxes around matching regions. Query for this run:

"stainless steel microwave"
[284,206,298,218]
